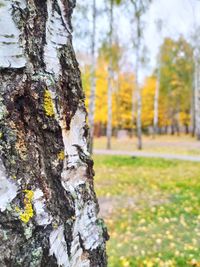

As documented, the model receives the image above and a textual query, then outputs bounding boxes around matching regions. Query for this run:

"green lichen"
[24,225,33,239]
[3,230,8,241]
[0,97,8,120]
[30,247,43,267]
[43,89,54,117]
[19,190,34,224]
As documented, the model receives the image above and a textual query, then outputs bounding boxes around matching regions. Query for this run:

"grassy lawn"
[94,136,200,156]
[94,155,200,267]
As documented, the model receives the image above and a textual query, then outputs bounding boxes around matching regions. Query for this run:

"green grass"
[94,155,200,267]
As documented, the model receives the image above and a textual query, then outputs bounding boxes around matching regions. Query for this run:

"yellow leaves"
[120,256,130,267]
[82,57,134,129]
[189,259,200,267]
[184,244,195,251]
[156,238,162,245]
[180,215,187,227]
[82,36,193,132]
[179,112,190,125]
[165,230,174,240]
[44,89,54,117]
[143,260,154,267]
[141,76,156,127]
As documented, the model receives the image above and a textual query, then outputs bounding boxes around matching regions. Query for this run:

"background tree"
[191,27,200,139]
[88,0,97,154]
[0,1,107,266]
[142,76,157,129]
[82,48,134,137]
[159,37,194,134]
[130,0,152,150]
[106,0,114,149]
[153,19,163,136]
[106,0,123,149]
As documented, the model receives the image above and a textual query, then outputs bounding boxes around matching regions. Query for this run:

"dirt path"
[94,149,200,162]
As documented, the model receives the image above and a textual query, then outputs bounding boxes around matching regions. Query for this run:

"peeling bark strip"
[0,1,108,266]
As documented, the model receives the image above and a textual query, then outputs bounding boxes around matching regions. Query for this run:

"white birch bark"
[135,15,142,150]
[194,54,200,140]
[0,1,108,266]
[153,53,161,136]
[135,48,142,150]
[106,0,114,150]
[88,0,97,154]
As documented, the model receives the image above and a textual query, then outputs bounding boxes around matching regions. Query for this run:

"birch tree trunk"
[0,1,108,266]
[153,20,162,137]
[88,0,96,154]
[135,16,142,150]
[106,0,113,150]
[153,55,160,137]
[131,87,135,137]
[191,75,196,136]
[191,55,197,137]
[135,53,142,150]
[195,57,200,140]
[131,0,152,149]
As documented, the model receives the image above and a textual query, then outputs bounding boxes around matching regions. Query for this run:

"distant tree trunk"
[131,87,135,138]
[135,17,142,150]
[153,21,162,137]
[171,125,175,135]
[106,0,114,150]
[175,120,180,136]
[153,56,160,137]
[135,58,142,150]
[130,0,152,149]
[194,56,200,140]
[0,1,107,266]
[185,124,189,134]
[191,66,196,136]
[88,0,97,154]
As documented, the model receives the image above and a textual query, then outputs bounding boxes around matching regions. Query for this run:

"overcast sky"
[73,0,200,82]
[144,0,200,70]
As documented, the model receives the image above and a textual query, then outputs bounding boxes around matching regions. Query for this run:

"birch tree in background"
[130,0,152,150]
[153,19,163,136]
[106,0,114,149]
[187,0,200,138]
[190,23,200,140]
[194,41,200,140]
[0,1,107,266]
[88,0,97,154]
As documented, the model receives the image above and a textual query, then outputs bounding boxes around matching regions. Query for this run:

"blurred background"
[73,0,200,266]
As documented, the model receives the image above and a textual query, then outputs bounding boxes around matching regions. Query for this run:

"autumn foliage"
[81,36,194,135]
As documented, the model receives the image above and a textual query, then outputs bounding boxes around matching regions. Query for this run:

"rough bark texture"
[0,1,108,266]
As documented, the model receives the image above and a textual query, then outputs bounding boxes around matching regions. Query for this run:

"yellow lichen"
[57,150,65,160]
[15,206,20,213]
[44,89,54,117]
[19,190,34,224]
